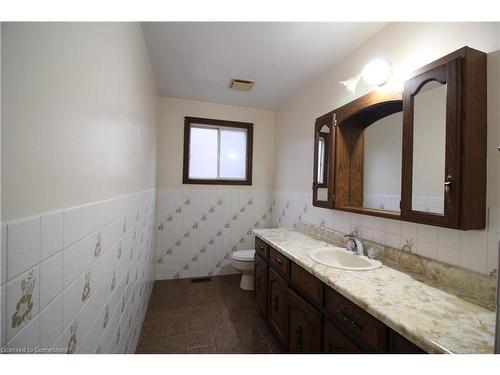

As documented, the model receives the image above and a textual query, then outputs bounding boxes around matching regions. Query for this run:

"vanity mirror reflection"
[363,110,403,212]
[332,90,403,218]
[312,46,487,230]
[410,80,447,215]
[313,113,334,208]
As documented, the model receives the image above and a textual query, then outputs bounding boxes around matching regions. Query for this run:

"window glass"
[219,128,247,179]
[189,126,218,178]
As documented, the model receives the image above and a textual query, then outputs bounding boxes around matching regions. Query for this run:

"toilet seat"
[231,250,255,262]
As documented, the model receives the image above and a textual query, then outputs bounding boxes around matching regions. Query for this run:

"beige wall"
[156,96,275,190]
[488,50,500,208]
[1,23,158,221]
[274,22,500,207]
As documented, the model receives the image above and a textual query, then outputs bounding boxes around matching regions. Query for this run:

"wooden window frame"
[183,116,253,185]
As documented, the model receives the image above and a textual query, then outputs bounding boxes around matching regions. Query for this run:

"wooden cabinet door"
[401,47,486,230]
[401,57,460,228]
[268,268,289,347]
[288,290,322,353]
[254,253,268,317]
[388,330,425,354]
[324,319,364,353]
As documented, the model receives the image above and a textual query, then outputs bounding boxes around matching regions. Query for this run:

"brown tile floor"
[136,274,284,354]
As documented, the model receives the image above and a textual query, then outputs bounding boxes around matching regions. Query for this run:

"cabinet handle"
[256,274,261,289]
[274,257,282,265]
[295,324,303,350]
[337,308,360,330]
[257,245,264,251]
[444,174,453,196]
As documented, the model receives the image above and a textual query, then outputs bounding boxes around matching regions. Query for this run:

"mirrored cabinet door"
[313,113,335,208]
[401,59,460,228]
[401,46,487,229]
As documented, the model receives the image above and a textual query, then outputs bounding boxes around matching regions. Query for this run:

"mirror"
[411,81,447,214]
[363,111,403,212]
[313,115,333,207]
[332,93,403,216]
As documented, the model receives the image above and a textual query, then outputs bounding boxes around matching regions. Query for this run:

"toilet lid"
[231,250,255,261]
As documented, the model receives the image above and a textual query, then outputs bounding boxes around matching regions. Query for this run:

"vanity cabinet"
[312,46,487,230]
[254,236,428,354]
[388,330,426,354]
[290,262,323,309]
[325,287,388,352]
[324,319,364,353]
[288,290,322,353]
[268,268,289,347]
[254,252,268,317]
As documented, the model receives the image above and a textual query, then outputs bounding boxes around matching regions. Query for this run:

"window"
[183,117,253,185]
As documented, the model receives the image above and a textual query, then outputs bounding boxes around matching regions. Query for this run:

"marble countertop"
[253,228,496,354]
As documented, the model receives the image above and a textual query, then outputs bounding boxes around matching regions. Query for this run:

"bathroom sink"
[308,247,382,271]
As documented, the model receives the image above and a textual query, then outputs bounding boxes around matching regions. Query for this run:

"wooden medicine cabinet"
[312,46,487,230]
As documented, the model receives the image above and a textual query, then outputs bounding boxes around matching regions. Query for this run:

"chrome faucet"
[343,231,367,257]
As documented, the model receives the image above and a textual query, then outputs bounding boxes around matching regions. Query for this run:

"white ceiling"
[142,22,387,109]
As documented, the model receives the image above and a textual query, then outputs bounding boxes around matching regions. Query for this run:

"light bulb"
[362,59,391,86]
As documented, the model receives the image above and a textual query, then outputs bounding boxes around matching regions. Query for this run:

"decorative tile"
[487,232,500,257]
[40,294,64,348]
[0,189,155,353]
[460,250,487,274]
[437,245,460,266]
[6,315,40,352]
[63,207,82,248]
[0,285,6,346]
[417,224,437,243]
[63,241,81,287]
[1,224,6,285]
[460,230,488,254]
[41,210,64,261]
[437,227,460,249]
[39,251,64,309]
[7,216,41,281]
[6,267,40,341]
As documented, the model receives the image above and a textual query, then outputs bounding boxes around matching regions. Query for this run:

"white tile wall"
[155,188,273,280]
[0,189,156,354]
[273,191,500,275]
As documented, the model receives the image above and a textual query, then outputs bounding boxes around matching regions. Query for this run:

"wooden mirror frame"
[312,112,335,208]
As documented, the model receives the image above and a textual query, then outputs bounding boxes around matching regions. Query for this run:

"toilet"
[231,249,256,291]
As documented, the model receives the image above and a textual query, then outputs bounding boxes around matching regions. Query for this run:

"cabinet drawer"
[269,247,290,278]
[324,319,364,353]
[255,236,269,261]
[290,262,323,308]
[325,287,388,352]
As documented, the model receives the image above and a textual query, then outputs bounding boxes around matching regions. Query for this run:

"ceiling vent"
[230,78,254,91]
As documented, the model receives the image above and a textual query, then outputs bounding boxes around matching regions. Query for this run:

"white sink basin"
[308,247,382,271]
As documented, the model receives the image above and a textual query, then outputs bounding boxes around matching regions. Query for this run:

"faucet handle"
[344,237,357,253]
